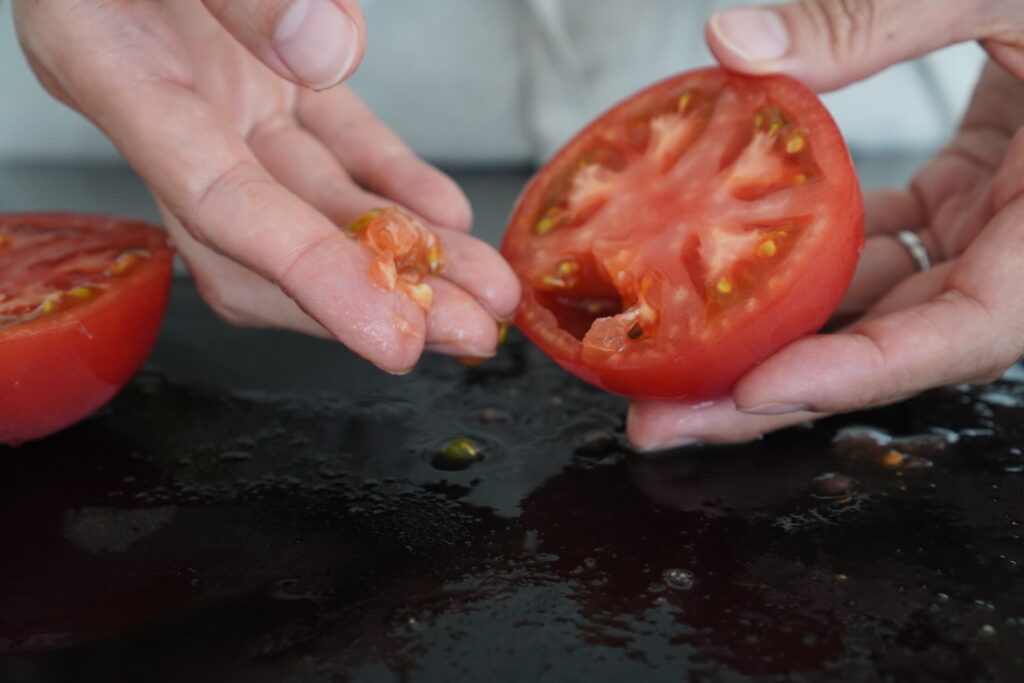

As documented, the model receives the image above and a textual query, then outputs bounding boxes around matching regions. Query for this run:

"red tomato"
[502,68,863,400]
[0,214,173,445]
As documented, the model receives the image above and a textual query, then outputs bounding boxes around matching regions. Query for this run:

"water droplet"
[432,437,483,471]
[978,624,997,639]
[833,426,892,446]
[811,472,859,498]
[662,568,695,591]
[979,391,1022,408]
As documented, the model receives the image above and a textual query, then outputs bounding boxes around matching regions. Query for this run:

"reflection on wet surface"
[1,324,1023,682]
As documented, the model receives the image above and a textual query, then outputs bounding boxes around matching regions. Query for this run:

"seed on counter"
[432,437,483,471]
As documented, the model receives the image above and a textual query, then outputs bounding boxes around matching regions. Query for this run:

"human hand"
[629,0,1024,449]
[13,0,519,373]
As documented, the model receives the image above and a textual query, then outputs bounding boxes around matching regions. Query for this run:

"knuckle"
[797,0,876,65]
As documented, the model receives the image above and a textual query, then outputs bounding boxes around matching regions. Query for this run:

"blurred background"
[0,0,988,247]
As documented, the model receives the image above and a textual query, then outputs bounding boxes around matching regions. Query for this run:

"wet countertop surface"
[1,162,1023,682]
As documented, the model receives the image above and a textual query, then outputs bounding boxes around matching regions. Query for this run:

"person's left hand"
[629,0,1024,450]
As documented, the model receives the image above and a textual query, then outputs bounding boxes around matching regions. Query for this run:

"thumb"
[201,0,367,90]
[705,0,1006,91]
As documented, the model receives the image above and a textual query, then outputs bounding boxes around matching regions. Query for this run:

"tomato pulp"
[502,68,863,400]
[0,214,173,445]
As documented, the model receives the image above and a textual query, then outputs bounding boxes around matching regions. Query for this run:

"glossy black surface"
[2,161,1023,681]
[1,280,1023,682]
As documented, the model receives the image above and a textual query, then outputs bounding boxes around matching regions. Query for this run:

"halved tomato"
[0,214,173,445]
[502,68,863,400]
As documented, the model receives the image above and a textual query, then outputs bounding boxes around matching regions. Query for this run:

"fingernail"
[273,0,359,89]
[636,436,704,453]
[709,8,790,65]
[738,403,808,415]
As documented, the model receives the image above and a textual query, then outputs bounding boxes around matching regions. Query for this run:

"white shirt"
[0,0,985,164]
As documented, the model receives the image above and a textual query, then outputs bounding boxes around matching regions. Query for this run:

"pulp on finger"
[347,207,445,311]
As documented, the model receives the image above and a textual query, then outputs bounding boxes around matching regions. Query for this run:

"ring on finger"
[893,230,932,271]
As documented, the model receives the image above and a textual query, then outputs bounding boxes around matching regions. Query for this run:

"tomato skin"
[0,214,173,446]
[502,68,863,401]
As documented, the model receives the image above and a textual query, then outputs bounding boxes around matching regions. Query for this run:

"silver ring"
[894,230,931,271]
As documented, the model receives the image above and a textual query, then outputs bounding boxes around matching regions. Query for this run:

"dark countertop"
[1,161,1023,682]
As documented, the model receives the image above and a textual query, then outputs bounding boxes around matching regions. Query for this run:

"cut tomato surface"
[502,68,863,400]
[0,214,173,445]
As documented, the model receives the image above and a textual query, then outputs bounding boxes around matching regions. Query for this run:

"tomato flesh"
[0,214,173,445]
[502,68,863,400]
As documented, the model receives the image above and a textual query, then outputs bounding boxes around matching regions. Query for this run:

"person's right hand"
[13,0,520,373]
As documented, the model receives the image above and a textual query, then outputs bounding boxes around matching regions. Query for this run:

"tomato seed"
[67,286,95,299]
[557,260,579,277]
[786,132,806,154]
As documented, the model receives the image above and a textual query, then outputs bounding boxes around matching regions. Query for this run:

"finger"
[423,277,501,359]
[87,75,425,372]
[733,200,1024,414]
[155,200,334,338]
[627,398,821,451]
[246,111,386,225]
[246,116,520,321]
[859,260,956,322]
[298,86,473,232]
[433,228,521,322]
[836,229,942,316]
[835,187,931,316]
[200,0,366,89]
[705,0,1019,92]
[862,188,924,236]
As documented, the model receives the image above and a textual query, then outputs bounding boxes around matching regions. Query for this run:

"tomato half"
[0,214,173,445]
[502,68,863,400]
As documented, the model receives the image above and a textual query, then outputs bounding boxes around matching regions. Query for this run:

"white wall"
[0,0,985,164]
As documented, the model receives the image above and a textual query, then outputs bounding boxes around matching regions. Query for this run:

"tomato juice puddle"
[520,83,822,356]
